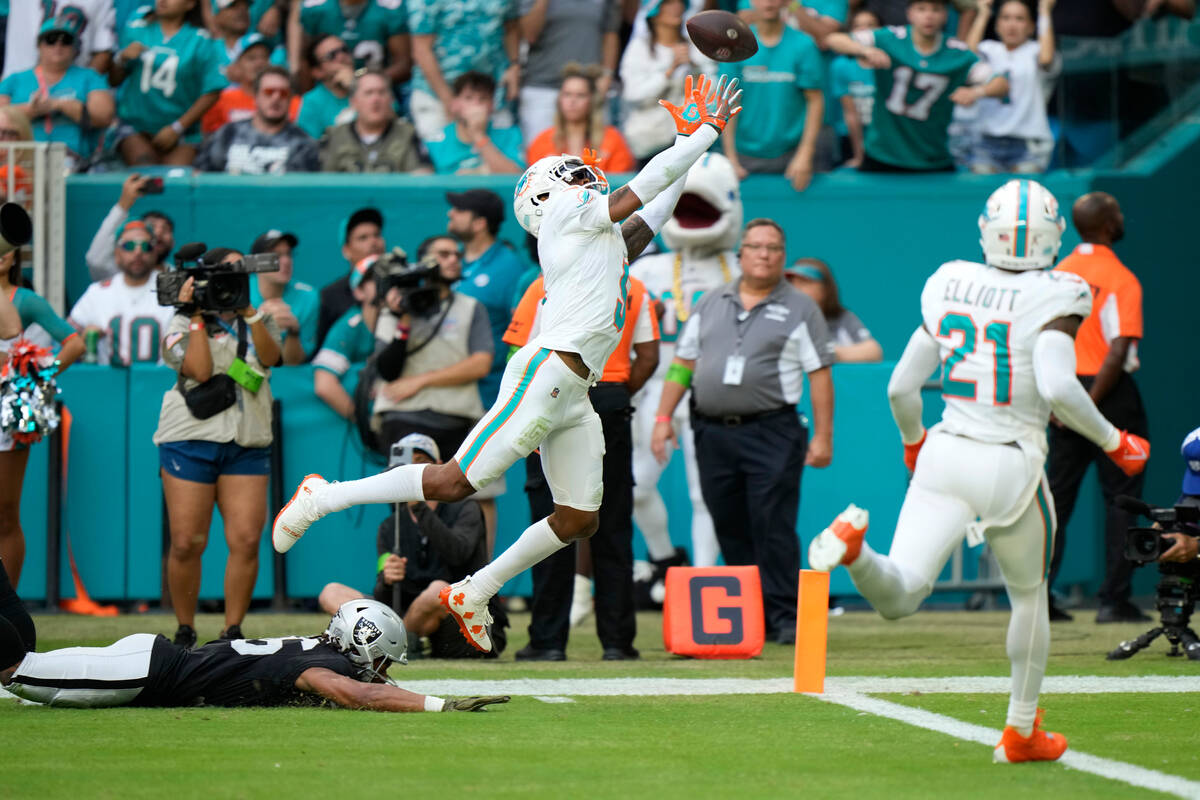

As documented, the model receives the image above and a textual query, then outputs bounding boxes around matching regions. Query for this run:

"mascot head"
[661,152,743,255]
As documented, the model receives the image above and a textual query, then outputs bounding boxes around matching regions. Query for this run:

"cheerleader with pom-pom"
[0,246,84,588]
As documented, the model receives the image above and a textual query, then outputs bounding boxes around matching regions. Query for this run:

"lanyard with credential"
[725,295,765,386]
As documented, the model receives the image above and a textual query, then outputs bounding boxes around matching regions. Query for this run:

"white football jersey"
[68,275,176,366]
[2,1,117,80]
[531,186,627,377]
[921,260,1093,451]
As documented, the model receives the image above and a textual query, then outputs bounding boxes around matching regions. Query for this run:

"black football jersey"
[137,634,358,708]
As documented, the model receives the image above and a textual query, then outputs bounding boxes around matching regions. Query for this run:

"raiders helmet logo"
[353,618,383,646]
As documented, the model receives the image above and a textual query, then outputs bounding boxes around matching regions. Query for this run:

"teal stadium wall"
[21,152,1199,603]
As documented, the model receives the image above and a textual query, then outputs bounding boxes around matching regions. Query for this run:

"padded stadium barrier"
[663,566,765,659]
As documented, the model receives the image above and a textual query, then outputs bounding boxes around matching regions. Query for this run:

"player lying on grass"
[0,599,507,712]
[273,75,741,655]
[808,179,1150,764]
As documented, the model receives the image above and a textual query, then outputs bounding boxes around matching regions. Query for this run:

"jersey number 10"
[938,313,1011,405]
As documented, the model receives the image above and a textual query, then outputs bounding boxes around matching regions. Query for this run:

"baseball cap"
[446,189,505,234]
[38,15,82,41]
[250,229,299,254]
[233,32,272,61]
[784,262,823,282]
[212,0,249,12]
[340,207,384,244]
[389,433,441,467]
[348,254,379,290]
[116,220,153,242]
[1182,428,1200,496]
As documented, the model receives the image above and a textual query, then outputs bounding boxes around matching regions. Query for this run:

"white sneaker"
[569,574,593,628]
[272,474,328,553]
[808,504,869,572]
[438,577,494,653]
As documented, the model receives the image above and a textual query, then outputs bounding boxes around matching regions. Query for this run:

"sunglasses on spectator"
[41,33,75,46]
[119,240,153,253]
[321,45,351,62]
[0,129,21,141]
[260,87,291,99]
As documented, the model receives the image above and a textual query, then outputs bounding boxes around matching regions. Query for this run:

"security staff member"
[652,218,835,645]
[1047,192,1150,624]
[503,273,661,661]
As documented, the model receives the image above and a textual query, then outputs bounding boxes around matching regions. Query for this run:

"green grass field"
[5,609,1199,799]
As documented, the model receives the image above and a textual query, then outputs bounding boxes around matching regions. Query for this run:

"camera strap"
[405,294,453,357]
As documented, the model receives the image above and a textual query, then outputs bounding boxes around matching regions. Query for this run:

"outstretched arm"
[1032,317,1119,450]
[608,74,741,224]
[296,668,509,712]
[887,326,941,445]
[619,152,689,259]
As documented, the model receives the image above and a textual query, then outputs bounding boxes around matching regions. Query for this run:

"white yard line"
[398,675,1200,800]
[816,689,1200,800]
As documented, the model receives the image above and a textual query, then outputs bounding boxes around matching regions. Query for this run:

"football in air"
[685,10,759,63]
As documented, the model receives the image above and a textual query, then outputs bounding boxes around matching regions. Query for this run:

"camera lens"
[208,273,246,310]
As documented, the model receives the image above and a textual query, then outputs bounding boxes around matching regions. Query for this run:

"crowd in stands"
[1,0,1191,179]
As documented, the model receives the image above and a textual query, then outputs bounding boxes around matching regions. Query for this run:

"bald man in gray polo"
[651,218,835,644]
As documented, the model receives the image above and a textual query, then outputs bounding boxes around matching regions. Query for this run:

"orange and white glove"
[903,429,927,472]
[658,74,708,135]
[694,75,741,133]
[1105,430,1149,477]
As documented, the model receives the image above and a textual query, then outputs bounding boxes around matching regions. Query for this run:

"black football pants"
[1047,373,1149,606]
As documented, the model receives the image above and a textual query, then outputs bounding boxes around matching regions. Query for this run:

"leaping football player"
[808,180,1150,763]
[273,75,742,654]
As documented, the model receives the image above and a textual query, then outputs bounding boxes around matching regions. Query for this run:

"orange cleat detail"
[993,709,1068,764]
[453,592,465,606]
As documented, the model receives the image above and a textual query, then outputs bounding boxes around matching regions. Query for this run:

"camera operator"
[368,250,493,461]
[1159,428,1200,565]
[317,433,507,658]
[153,247,282,650]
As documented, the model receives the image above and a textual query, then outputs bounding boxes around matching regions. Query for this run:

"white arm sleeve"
[1033,328,1120,451]
[625,125,719,210]
[887,326,941,444]
[634,167,687,234]
[85,203,126,282]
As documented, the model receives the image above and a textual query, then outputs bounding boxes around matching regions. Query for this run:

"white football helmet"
[978,179,1065,271]
[325,599,408,681]
[514,154,609,237]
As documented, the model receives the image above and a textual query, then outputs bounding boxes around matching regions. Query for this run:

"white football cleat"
[272,474,329,553]
[808,504,870,572]
[439,577,494,653]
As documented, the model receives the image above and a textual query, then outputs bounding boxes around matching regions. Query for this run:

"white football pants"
[847,432,1055,731]
[8,633,156,707]
[631,376,719,566]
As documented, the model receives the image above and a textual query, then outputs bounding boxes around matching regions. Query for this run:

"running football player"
[273,75,742,654]
[1,599,506,712]
[808,180,1150,763]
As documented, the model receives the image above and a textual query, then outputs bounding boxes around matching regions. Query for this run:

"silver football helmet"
[325,598,408,681]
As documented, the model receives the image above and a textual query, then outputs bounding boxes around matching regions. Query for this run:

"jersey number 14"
[938,313,1011,405]
[139,51,179,98]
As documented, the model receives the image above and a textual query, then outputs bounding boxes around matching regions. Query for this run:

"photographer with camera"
[317,433,507,659]
[365,249,493,463]
[153,245,283,649]
[1159,428,1200,565]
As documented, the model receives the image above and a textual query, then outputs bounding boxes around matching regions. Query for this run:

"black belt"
[692,406,794,427]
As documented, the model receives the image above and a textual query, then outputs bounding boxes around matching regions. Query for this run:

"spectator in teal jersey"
[248,230,320,364]
[826,0,1008,172]
[721,0,825,191]
[312,254,385,420]
[425,72,523,175]
[407,0,520,144]
[209,0,252,66]
[444,189,524,407]
[109,0,228,166]
[829,8,879,167]
[0,17,116,172]
[296,34,355,140]
[294,0,410,86]
[0,245,85,590]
